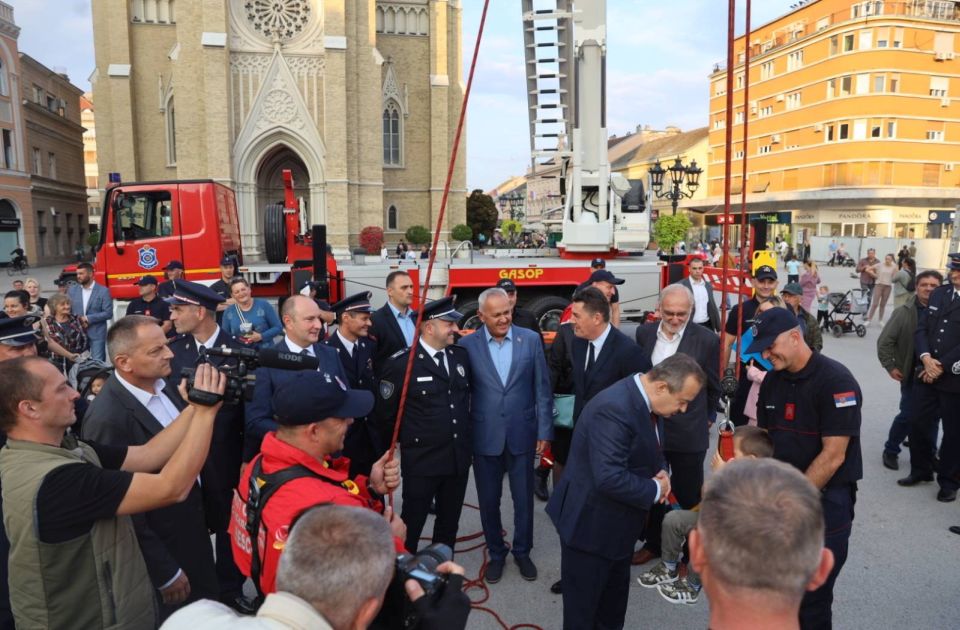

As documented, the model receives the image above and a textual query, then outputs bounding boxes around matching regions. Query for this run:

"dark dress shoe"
[515,556,538,581]
[534,468,550,502]
[882,451,899,471]
[550,579,562,594]
[631,548,659,566]
[949,525,960,535]
[937,488,957,503]
[897,473,933,486]
[485,558,505,584]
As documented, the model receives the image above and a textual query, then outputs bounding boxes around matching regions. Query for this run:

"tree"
[451,224,473,242]
[500,219,523,244]
[359,226,384,254]
[405,225,431,245]
[466,189,497,243]
[653,214,692,255]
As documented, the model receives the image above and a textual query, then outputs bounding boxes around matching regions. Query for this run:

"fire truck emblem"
[137,245,159,270]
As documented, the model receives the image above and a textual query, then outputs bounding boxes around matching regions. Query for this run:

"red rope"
[733,0,752,380]
[717,0,737,377]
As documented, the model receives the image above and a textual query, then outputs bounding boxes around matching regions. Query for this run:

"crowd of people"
[8,241,960,629]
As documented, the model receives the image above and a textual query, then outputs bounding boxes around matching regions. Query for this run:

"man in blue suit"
[68,262,113,361]
[460,287,552,584]
[244,294,347,460]
[546,353,705,630]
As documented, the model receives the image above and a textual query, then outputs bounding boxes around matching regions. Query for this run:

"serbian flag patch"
[833,391,857,408]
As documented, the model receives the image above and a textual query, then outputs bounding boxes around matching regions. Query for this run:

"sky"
[12,0,791,191]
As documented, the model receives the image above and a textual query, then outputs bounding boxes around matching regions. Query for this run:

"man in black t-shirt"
[209,255,238,325]
[126,276,172,335]
[721,264,779,425]
[0,357,225,629]
[749,308,862,630]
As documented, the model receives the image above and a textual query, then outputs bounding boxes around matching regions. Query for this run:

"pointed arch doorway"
[255,145,310,256]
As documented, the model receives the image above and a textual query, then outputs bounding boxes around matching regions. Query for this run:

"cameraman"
[167,504,471,630]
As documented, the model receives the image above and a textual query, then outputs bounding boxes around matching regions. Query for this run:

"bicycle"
[7,257,28,276]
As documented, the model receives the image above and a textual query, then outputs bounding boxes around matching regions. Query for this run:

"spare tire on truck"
[264,203,287,264]
[524,296,570,333]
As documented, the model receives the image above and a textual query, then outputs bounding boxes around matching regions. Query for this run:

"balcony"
[712,1,960,74]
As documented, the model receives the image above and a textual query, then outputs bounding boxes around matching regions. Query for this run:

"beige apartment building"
[91,0,466,258]
[81,93,101,229]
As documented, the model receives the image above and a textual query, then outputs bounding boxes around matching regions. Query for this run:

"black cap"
[947,252,960,271]
[746,308,802,354]
[316,299,333,312]
[332,291,374,315]
[754,265,778,281]
[591,257,606,268]
[273,371,374,424]
[0,314,41,347]
[137,275,158,286]
[588,269,625,286]
[781,282,802,296]
[163,280,225,311]
[422,296,463,322]
[165,260,184,271]
[495,278,517,292]
[219,254,238,268]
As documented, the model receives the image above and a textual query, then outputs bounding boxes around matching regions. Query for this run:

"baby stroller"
[824,290,868,338]
[69,358,113,436]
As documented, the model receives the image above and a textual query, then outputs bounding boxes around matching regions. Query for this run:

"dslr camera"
[396,543,452,601]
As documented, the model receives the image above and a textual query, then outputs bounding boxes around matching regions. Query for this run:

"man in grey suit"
[460,287,553,584]
[68,262,113,360]
[678,257,720,331]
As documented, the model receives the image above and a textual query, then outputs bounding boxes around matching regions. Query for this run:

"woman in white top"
[865,253,897,325]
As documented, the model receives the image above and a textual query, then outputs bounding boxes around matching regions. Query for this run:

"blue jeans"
[884,380,937,455]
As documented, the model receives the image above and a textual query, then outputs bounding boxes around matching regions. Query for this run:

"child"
[637,426,775,605]
[743,296,784,425]
[88,373,107,399]
[817,285,830,330]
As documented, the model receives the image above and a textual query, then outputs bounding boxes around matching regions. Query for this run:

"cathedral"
[91,0,466,257]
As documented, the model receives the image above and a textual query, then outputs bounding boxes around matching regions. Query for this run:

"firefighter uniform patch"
[380,380,395,399]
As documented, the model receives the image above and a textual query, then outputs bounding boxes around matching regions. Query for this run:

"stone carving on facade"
[381,61,408,117]
[228,0,325,54]
[259,75,303,131]
[376,3,430,36]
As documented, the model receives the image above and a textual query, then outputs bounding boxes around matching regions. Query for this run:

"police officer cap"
[165,259,184,271]
[947,252,960,271]
[587,269,625,286]
[219,254,238,268]
[754,265,778,281]
[495,278,517,292]
[332,291,375,315]
[273,371,374,425]
[591,257,606,268]
[746,307,802,354]
[422,296,463,322]
[137,275,158,286]
[163,280,225,311]
[781,282,803,296]
[0,314,41,347]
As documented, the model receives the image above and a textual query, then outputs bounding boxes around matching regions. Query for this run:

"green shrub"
[405,225,431,245]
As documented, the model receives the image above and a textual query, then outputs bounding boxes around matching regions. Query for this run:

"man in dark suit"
[460,287,552,583]
[67,262,113,361]
[546,353,705,630]
[325,292,380,477]
[374,297,472,553]
[244,295,348,461]
[908,254,960,502]
[495,278,543,338]
[165,281,249,612]
[678,257,720,331]
[369,270,416,374]
[633,284,720,564]
[83,315,218,619]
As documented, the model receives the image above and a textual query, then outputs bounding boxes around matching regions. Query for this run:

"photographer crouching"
[226,370,471,629]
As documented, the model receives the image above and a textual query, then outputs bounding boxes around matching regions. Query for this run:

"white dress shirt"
[651,322,686,367]
[634,373,662,503]
[586,323,613,368]
[689,278,710,324]
[284,336,314,357]
[195,326,222,351]
[419,338,448,374]
[336,330,356,357]
[81,284,94,315]
[115,372,180,429]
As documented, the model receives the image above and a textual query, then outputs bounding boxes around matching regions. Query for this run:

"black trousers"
[560,542,631,630]
[800,484,856,630]
[401,472,469,553]
[909,383,958,490]
[643,450,706,553]
[730,369,752,426]
[343,418,379,478]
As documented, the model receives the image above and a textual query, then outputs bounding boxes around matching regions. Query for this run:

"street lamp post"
[648,156,702,215]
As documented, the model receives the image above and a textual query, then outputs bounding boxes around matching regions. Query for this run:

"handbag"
[553,394,576,429]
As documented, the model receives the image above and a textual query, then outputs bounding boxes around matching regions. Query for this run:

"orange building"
[694,0,960,244]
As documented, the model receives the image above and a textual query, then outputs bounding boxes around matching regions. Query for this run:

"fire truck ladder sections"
[522,0,574,175]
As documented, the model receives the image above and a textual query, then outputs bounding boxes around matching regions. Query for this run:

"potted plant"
[405,225,431,246]
[359,226,385,255]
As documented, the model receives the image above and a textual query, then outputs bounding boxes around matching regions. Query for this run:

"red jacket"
[229,432,405,594]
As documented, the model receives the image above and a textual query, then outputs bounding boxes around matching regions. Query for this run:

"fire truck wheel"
[456,300,481,332]
[525,296,570,333]
[264,202,287,264]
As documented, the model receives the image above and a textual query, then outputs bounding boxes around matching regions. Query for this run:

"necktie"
[299,349,311,358]
[586,342,596,372]
[435,351,447,375]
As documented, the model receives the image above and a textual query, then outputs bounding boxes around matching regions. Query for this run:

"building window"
[31,148,40,175]
[736,74,744,89]
[889,74,900,92]
[387,205,398,230]
[871,124,882,138]
[856,74,870,95]
[131,0,176,24]
[877,28,889,48]
[873,75,885,92]
[760,61,774,80]
[887,121,897,137]
[0,60,6,97]
[787,50,804,71]
[2,130,13,170]
[759,105,773,118]
[923,163,940,186]
[934,31,954,54]
[839,123,850,140]
[826,125,835,141]
[47,153,56,178]
[852,1,884,18]
[853,120,868,140]
[930,76,949,97]
[859,30,873,50]
[165,94,176,165]
[382,100,402,166]
[830,35,839,56]
[893,28,904,48]
[758,144,772,155]
[840,76,852,96]
[734,150,744,159]
[33,85,44,104]
[735,111,744,124]
[786,91,802,110]
[816,17,831,32]
[927,130,945,141]
[843,34,855,52]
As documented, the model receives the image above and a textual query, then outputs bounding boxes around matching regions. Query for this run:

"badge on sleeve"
[456,364,466,378]
[380,380,395,399]
[833,391,856,408]
[952,361,960,375]
[784,403,795,421]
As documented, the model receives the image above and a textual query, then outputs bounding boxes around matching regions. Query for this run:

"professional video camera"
[181,345,321,406]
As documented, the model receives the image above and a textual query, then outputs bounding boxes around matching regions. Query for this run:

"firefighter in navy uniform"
[374,296,472,553]
[749,308,862,630]
[325,291,380,477]
[908,253,960,503]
